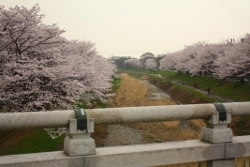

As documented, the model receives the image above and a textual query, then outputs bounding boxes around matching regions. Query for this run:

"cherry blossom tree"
[0,4,65,55]
[0,5,115,112]
[168,45,197,73]
[124,58,142,69]
[0,5,66,112]
[140,52,155,68]
[1,39,115,112]
[145,58,157,70]
[160,33,250,82]
[186,43,228,77]
[159,53,178,71]
[214,34,250,81]
[160,42,230,77]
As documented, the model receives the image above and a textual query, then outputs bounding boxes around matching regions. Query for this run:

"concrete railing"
[0,102,250,167]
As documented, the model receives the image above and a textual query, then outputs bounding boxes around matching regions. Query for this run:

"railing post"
[200,103,234,167]
[64,109,96,156]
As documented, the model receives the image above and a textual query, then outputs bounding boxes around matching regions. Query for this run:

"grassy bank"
[0,77,121,155]
[0,129,65,156]
[120,69,250,102]
[147,75,217,104]
[111,76,121,92]
[159,71,250,102]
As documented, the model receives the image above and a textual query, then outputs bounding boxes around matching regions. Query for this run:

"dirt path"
[103,73,205,147]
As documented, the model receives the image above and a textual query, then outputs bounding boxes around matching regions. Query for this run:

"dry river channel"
[102,73,205,147]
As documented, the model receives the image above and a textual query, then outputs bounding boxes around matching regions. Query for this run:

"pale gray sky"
[2,0,250,58]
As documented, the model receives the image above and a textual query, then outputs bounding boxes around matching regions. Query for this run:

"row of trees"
[159,35,250,82]
[0,5,116,112]
[111,33,249,83]
[110,52,161,70]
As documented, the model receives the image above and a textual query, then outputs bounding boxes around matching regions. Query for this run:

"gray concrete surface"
[0,151,84,167]
[0,140,224,167]
[226,135,250,158]
[64,118,96,156]
[1,136,250,167]
[201,127,233,143]
[85,140,225,167]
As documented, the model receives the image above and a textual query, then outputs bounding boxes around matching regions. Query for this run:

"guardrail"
[0,102,250,167]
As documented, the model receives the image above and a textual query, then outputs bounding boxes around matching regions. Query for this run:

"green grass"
[163,72,250,102]
[111,77,121,92]
[119,69,250,102]
[0,129,65,156]
[148,75,217,104]
[118,69,148,79]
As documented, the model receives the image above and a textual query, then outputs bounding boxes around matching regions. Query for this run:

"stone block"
[201,127,232,143]
[64,135,96,156]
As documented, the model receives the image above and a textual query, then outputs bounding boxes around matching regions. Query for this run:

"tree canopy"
[159,35,250,82]
[0,5,115,112]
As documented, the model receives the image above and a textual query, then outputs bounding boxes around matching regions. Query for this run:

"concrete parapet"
[84,140,225,167]
[1,140,223,167]
[1,137,250,167]
[0,140,224,167]
[226,135,250,158]
[0,151,84,167]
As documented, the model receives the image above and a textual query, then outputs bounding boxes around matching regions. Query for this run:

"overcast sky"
[2,0,250,58]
